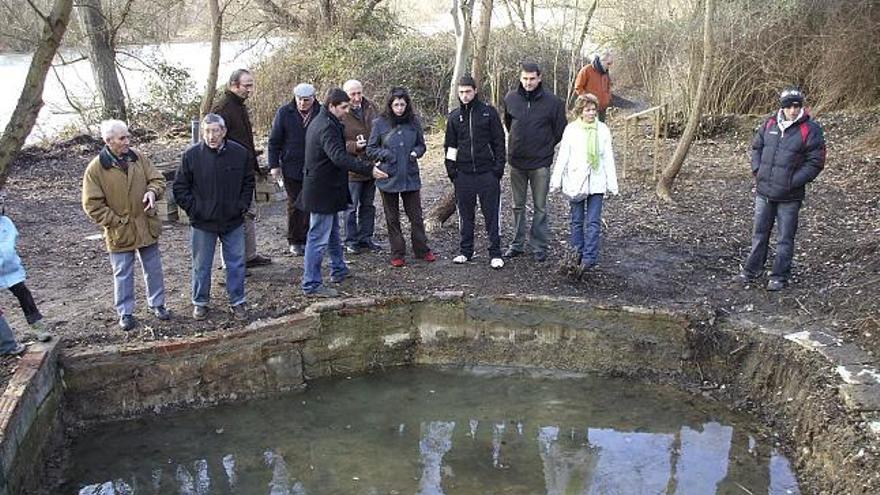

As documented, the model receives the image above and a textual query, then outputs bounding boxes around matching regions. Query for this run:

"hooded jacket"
[267,101,321,181]
[751,110,826,201]
[504,82,567,170]
[173,140,255,234]
[443,98,506,180]
[300,107,376,214]
[82,147,166,253]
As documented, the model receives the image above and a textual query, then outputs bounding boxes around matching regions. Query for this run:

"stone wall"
[0,340,61,495]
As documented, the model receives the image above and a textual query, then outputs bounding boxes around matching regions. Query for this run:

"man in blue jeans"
[299,88,388,297]
[738,87,826,291]
[174,113,255,319]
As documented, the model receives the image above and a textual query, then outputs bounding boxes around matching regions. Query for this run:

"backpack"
[765,117,809,145]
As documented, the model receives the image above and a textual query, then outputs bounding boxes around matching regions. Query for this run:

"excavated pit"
[3,294,877,494]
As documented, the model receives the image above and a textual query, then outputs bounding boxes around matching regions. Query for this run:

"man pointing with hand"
[299,88,389,297]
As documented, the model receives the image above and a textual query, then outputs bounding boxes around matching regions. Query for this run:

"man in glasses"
[737,86,826,291]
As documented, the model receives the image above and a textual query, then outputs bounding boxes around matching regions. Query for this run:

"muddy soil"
[1,111,877,386]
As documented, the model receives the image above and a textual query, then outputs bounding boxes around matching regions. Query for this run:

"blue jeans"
[191,225,245,307]
[343,179,376,247]
[744,195,801,282]
[570,194,604,266]
[109,242,165,316]
[302,212,348,293]
[0,314,20,354]
[509,166,550,254]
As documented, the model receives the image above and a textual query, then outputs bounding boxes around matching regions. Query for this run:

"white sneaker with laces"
[490,258,504,269]
[453,255,468,264]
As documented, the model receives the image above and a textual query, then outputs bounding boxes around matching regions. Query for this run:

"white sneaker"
[490,258,504,269]
[453,255,468,264]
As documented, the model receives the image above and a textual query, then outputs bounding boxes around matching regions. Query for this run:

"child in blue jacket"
[0,212,49,343]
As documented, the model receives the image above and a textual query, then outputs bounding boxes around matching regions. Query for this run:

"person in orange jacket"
[574,51,613,122]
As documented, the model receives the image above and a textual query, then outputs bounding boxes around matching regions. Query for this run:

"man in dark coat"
[737,86,826,291]
[503,62,567,262]
[173,113,255,320]
[299,88,388,297]
[268,82,321,256]
[211,68,271,267]
[444,75,507,269]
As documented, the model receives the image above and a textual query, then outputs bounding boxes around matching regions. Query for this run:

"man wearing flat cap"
[737,86,826,291]
[268,83,321,256]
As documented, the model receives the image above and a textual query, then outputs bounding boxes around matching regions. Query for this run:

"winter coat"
[82,147,166,253]
[444,98,506,179]
[267,101,321,181]
[0,216,26,289]
[503,82,567,170]
[299,107,376,214]
[367,116,427,193]
[751,110,826,202]
[574,58,612,111]
[340,98,380,181]
[550,120,618,199]
[211,90,259,173]
[173,140,255,234]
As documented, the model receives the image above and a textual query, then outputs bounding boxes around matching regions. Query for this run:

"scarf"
[577,118,600,171]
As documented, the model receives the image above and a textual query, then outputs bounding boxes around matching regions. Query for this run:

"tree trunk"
[656,0,714,202]
[471,0,493,88]
[447,0,476,112]
[567,0,599,107]
[425,191,457,233]
[78,0,126,120]
[0,0,74,190]
[200,0,222,117]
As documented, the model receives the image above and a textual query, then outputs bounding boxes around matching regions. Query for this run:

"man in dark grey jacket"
[737,86,826,291]
[503,62,567,262]
[174,113,255,320]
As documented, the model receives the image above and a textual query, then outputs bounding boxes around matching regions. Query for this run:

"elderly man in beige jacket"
[82,119,170,331]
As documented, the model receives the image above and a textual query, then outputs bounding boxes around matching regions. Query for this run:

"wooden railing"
[621,103,669,180]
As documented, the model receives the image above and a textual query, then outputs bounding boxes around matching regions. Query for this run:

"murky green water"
[67,366,799,494]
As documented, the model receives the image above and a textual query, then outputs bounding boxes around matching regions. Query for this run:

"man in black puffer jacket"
[737,86,826,291]
[444,75,507,269]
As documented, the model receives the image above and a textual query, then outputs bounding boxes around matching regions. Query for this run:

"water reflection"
[69,367,800,494]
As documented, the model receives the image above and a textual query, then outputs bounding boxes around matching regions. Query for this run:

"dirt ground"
[2,110,878,392]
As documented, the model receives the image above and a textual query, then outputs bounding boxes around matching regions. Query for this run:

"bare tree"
[447,0,475,111]
[471,0,493,87]
[567,0,599,105]
[0,0,74,190]
[656,0,715,202]
[200,0,224,116]
[77,0,127,120]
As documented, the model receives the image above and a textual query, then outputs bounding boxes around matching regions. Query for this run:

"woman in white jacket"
[550,93,618,269]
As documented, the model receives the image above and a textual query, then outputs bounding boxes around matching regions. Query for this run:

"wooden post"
[622,118,629,180]
[653,107,661,181]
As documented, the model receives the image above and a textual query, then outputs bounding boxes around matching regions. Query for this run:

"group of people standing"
[71,53,824,335]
